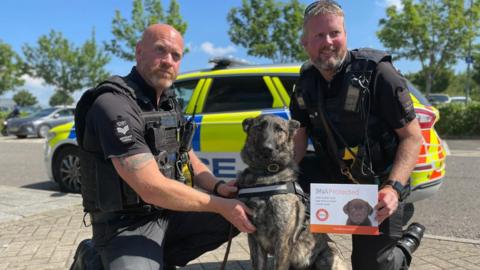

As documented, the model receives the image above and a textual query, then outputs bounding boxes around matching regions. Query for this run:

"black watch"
[382,180,407,201]
[213,180,226,196]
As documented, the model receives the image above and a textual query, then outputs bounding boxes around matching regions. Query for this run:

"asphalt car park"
[44,59,446,206]
[3,135,480,241]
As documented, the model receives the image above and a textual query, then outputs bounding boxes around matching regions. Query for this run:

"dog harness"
[237,181,305,199]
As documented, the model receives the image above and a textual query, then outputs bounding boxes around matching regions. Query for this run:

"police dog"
[238,115,348,270]
[343,199,373,226]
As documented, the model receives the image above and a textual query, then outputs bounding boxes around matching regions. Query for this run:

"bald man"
[74,24,255,269]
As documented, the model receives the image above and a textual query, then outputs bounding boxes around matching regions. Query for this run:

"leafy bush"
[436,102,480,136]
[0,111,8,133]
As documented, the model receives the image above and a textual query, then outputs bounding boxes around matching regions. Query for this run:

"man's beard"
[149,70,175,90]
[311,47,346,74]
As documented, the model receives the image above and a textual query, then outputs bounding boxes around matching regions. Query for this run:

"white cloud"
[376,0,403,10]
[200,42,236,57]
[1,75,54,107]
[21,75,55,106]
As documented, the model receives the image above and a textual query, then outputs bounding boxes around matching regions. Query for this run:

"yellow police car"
[44,58,446,204]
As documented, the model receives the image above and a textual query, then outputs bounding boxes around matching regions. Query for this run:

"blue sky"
[0,0,429,106]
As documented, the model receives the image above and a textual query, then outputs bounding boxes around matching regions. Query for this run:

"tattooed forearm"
[119,153,154,172]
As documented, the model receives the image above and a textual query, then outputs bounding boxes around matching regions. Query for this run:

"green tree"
[449,71,480,101]
[0,41,25,96]
[405,67,455,93]
[105,0,187,61]
[227,0,307,63]
[12,89,38,106]
[377,0,480,96]
[49,91,74,106]
[22,30,110,99]
[473,45,480,87]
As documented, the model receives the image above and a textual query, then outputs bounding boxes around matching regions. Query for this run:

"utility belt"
[89,205,164,224]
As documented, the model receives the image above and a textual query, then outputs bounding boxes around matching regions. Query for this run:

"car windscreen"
[407,82,431,106]
[431,95,449,102]
[31,108,57,117]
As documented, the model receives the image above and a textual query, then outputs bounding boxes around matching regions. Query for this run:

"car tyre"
[53,145,81,193]
[37,124,51,138]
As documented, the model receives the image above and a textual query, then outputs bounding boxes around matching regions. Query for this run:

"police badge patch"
[113,117,134,144]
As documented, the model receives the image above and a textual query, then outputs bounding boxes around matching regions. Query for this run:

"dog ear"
[367,202,373,215]
[242,118,254,132]
[288,119,300,138]
[343,201,350,214]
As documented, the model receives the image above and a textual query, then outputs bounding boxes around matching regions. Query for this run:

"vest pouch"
[160,164,175,179]
[154,150,176,179]
[145,124,161,155]
[95,158,123,212]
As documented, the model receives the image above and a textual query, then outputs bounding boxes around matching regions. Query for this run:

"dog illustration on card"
[343,198,374,226]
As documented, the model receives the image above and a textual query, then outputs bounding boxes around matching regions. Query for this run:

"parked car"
[5,106,75,138]
[427,93,451,106]
[450,96,472,104]
[44,60,446,205]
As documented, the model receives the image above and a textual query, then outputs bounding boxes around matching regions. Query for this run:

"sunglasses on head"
[304,0,342,16]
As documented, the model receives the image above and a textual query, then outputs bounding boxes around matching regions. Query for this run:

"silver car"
[5,106,75,138]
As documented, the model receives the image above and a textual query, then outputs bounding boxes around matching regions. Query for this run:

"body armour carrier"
[294,48,399,183]
[75,76,184,212]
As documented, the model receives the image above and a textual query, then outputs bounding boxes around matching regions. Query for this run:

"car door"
[49,108,75,127]
[191,75,290,178]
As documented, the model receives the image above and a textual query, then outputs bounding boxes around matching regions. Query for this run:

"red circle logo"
[316,208,329,222]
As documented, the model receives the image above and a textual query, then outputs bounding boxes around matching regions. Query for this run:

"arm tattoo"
[119,153,154,172]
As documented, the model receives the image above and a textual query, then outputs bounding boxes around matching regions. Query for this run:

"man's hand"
[375,187,399,224]
[216,197,256,233]
[217,180,239,198]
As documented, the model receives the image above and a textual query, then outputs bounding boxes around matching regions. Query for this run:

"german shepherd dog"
[237,115,348,270]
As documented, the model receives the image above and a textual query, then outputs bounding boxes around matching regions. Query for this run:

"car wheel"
[37,125,51,138]
[53,145,81,193]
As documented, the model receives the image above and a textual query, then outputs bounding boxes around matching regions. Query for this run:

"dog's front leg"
[248,234,268,270]
[272,235,293,270]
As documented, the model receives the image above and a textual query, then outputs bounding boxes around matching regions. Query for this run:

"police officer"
[74,24,255,270]
[291,1,425,269]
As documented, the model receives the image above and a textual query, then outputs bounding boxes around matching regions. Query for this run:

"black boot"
[397,222,425,265]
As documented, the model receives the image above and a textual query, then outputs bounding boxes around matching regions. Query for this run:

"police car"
[44,58,446,203]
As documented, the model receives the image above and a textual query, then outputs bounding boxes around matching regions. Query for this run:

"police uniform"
[290,49,417,270]
[75,67,234,269]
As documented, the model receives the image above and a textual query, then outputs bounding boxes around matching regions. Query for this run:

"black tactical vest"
[75,76,184,212]
[295,48,399,182]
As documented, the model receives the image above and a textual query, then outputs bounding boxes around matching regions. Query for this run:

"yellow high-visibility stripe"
[263,76,283,108]
[200,111,262,152]
[271,77,291,106]
[185,79,206,114]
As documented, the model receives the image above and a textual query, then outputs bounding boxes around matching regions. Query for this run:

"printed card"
[310,183,379,235]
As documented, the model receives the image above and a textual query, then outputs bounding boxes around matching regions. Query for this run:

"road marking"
[0,137,45,144]
[449,150,480,157]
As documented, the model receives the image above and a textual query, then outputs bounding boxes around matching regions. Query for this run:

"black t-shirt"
[290,51,416,134]
[84,67,159,159]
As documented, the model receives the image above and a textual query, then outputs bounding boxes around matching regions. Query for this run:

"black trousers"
[299,154,410,270]
[91,210,237,270]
